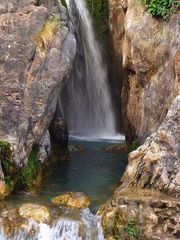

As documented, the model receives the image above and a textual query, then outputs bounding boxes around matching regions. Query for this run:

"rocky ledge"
[98,96,180,239]
[0,0,76,198]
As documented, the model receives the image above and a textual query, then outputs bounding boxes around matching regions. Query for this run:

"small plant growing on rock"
[124,220,138,237]
[20,146,40,188]
[141,0,179,20]
[35,14,60,55]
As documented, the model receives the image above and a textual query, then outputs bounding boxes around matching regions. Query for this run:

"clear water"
[5,139,127,212]
[44,139,127,211]
[0,139,127,239]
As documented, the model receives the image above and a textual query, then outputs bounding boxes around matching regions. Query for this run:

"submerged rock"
[68,144,85,152]
[52,192,91,209]
[104,144,127,152]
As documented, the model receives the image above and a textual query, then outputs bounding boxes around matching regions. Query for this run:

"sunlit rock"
[19,204,51,223]
[52,192,91,209]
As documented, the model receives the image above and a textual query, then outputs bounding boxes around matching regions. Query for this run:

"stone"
[49,117,68,149]
[98,188,180,240]
[52,192,91,209]
[104,144,127,152]
[121,96,180,197]
[19,203,51,223]
[68,144,85,152]
[0,180,9,200]
[0,0,76,189]
[99,97,180,239]
[109,0,180,143]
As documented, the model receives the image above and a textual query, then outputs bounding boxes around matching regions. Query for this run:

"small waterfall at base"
[0,209,104,240]
[60,0,118,139]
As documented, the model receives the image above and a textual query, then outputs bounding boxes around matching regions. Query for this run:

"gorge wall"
[0,0,76,197]
[109,0,179,143]
[98,1,180,239]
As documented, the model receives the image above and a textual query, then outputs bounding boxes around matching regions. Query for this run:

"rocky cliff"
[98,1,180,239]
[0,0,76,197]
[99,96,180,240]
[109,0,180,143]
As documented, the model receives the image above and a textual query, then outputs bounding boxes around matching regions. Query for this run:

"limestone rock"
[98,188,180,240]
[0,180,9,200]
[99,97,180,239]
[109,0,180,143]
[19,203,51,223]
[121,96,180,197]
[52,192,91,209]
[0,0,76,184]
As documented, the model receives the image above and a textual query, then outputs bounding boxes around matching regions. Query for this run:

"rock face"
[109,0,180,143]
[99,96,180,239]
[0,0,76,196]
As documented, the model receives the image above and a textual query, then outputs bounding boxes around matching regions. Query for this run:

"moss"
[60,0,67,7]
[35,14,60,55]
[0,140,12,175]
[127,141,140,153]
[124,220,138,237]
[0,140,15,193]
[20,146,40,188]
[86,0,108,37]
[5,176,14,192]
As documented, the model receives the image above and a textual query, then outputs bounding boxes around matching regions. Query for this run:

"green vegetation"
[20,146,40,188]
[5,176,14,192]
[86,0,108,36]
[35,14,60,54]
[141,0,180,20]
[127,140,140,153]
[124,220,138,237]
[35,0,44,6]
[0,141,11,174]
[60,0,67,7]
[0,140,15,192]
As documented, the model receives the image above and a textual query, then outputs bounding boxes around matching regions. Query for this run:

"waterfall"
[0,209,104,240]
[60,0,117,138]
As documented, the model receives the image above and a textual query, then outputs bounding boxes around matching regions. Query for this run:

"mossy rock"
[20,146,41,188]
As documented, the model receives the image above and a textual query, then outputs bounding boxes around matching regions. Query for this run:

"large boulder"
[0,0,76,195]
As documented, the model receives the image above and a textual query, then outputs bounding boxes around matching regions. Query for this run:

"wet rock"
[52,192,91,209]
[68,144,85,152]
[49,117,68,149]
[0,180,9,200]
[19,203,51,223]
[104,144,127,152]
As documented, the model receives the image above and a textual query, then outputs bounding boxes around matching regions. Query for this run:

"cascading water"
[60,0,117,138]
[0,208,104,240]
